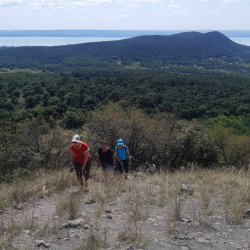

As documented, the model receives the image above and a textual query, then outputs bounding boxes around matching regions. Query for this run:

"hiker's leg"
[117,162,123,183]
[74,160,83,188]
[84,160,91,188]
[101,163,109,182]
[105,165,113,183]
[123,159,129,179]
[102,168,109,183]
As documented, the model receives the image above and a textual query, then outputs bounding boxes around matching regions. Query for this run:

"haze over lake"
[1,36,250,47]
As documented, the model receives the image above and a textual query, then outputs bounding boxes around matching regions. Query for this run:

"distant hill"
[0,31,249,70]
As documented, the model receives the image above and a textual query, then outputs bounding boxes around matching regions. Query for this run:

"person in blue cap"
[114,139,131,179]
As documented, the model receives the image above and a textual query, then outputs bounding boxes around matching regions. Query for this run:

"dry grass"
[76,229,107,250]
[163,194,181,235]
[91,169,120,203]
[77,235,104,250]
[126,188,150,222]
[0,169,74,209]
[1,212,63,244]
[117,223,149,249]
[1,166,250,249]
[56,192,82,220]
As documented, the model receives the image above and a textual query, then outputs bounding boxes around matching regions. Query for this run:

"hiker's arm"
[126,149,131,165]
[114,151,123,165]
[112,154,116,168]
[97,155,100,168]
[71,151,74,165]
[82,149,89,170]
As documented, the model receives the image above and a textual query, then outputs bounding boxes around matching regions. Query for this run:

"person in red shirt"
[70,134,91,189]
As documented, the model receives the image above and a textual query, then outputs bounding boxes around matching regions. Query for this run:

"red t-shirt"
[70,142,91,164]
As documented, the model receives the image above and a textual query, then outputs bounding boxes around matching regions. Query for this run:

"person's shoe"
[85,180,88,188]
[125,175,128,180]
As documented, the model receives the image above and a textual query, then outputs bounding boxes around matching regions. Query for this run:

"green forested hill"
[0,31,249,70]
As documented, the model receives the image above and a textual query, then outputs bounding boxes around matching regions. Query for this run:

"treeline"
[1,69,250,134]
[1,103,250,183]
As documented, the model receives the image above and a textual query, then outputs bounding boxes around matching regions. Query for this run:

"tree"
[64,111,78,129]
[48,115,56,129]
[211,126,250,168]
[25,96,37,109]
[12,89,21,98]
[11,96,18,105]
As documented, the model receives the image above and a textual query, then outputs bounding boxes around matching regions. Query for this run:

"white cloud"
[126,3,140,8]
[53,5,65,10]
[29,1,54,8]
[169,4,180,8]
[172,10,180,14]
[207,9,220,14]
[69,17,86,20]
[223,0,237,2]
[27,0,113,10]
[163,12,170,16]
[4,7,21,12]
[99,14,132,19]
[86,0,113,4]
[0,0,23,7]
[133,0,163,2]
[1,0,114,10]
[142,15,153,18]
[30,6,40,10]
[183,9,189,14]
[69,1,86,6]
[116,0,124,3]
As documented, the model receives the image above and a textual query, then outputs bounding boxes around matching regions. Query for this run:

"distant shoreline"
[1,36,250,47]
[0,30,250,37]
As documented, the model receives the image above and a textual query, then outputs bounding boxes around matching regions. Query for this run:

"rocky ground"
[1,169,250,250]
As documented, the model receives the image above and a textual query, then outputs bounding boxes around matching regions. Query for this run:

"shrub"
[87,103,218,170]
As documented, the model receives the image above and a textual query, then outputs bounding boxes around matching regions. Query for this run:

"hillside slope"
[1,168,250,250]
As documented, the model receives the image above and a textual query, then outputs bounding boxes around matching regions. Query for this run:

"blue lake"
[0,37,128,47]
[229,37,250,46]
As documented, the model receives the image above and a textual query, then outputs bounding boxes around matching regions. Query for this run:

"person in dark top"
[97,140,116,181]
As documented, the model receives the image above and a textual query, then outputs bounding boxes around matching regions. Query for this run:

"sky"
[0,0,249,30]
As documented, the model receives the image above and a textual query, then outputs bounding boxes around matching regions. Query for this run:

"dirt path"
[1,173,250,250]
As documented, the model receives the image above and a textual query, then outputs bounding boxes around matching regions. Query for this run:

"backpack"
[115,146,128,153]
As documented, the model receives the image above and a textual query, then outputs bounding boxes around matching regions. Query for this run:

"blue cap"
[118,139,123,145]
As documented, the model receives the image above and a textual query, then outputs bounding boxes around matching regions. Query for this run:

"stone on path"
[62,218,85,228]
[35,240,50,248]
[180,183,193,196]
[85,199,96,204]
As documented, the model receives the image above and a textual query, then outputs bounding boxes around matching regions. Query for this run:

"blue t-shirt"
[115,146,128,161]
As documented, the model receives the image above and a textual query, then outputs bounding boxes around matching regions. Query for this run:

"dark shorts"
[74,160,91,181]
[101,163,113,171]
[117,159,129,174]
